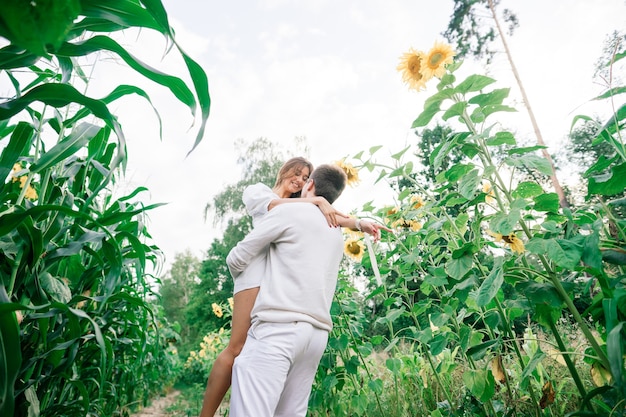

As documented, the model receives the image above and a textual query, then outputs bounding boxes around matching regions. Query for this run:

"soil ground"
[130,390,181,417]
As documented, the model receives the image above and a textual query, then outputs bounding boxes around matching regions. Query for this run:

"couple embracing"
[201,158,387,417]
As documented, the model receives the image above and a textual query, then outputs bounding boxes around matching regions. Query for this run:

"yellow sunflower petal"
[335,159,360,187]
[344,237,365,262]
[397,48,430,91]
[410,195,425,210]
[486,230,503,242]
[507,236,525,254]
[421,41,456,80]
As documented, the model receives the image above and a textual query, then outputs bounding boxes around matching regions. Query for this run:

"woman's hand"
[313,197,349,227]
[358,220,393,242]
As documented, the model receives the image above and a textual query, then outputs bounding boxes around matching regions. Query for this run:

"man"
[226,164,347,417]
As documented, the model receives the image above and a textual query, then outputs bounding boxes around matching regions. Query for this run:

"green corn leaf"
[78,0,161,32]
[0,122,34,183]
[56,36,196,112]
[30,123,101,173]
[0,44,40,70]
[0,286,21,417]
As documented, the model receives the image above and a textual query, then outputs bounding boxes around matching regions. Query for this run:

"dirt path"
[131,390,181,417]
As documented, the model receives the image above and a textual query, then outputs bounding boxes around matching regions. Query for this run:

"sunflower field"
[302,43,626,416]
[0,1,209,416]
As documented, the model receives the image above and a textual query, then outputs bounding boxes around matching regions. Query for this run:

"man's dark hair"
[310,164,347,204]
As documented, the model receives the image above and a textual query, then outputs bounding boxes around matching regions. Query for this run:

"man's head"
[301,164,347,204]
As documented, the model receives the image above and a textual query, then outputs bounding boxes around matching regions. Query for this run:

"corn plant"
[0,1,210,416]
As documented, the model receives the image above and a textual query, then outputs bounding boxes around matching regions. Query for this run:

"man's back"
[252,202,342,330]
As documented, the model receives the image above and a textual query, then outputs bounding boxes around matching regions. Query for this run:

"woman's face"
[279,165,311,196]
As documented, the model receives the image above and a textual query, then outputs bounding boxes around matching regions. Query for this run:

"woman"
[199,157,385,416]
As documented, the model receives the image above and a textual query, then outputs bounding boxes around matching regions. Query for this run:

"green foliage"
[0,1,210,416]
[303,52,626,416]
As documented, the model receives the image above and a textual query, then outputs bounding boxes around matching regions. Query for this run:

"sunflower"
[487,230,525,254]
[344,237,365,262]
[334,159,360,186]
[23,183,38,200]
[421,41,456,80]
[343,225,364,239]
[482,181,496,205]
[392,218,422,231]
[228,297,234,310]
[12,162,38,200]
[410,195,425,210]
[397,47,429,91]
[212,302,223,318]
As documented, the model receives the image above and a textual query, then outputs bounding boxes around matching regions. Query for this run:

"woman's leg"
[199,287,260,417]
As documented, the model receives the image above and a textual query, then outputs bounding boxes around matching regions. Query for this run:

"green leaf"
[429,333,448,356]
[476,257,504,307]
[517,282,562,307]
[56,36,196,112]
[593,86,626,100]
[512,181,544,198]
[0,122,34,183]
[412,101,441,128]
[390,146,410,160]
[78,0,161,32]
[489,206,522,235]
[442,101,468,121]
[505,154,553,176]
[602,248,626,265]
[507,145,548,155]
[468,88,510,107]
[446,255,473,280]
[606,322,624,386]
[525,237,584,270]
[0,44,40,70]
[588,162,626,197]
[0,0,80,55]
[485,131,516,146]
[30,123,101,172]
[0,286,21,417]
[39,272,72,303]
[458,169,480,200]
[466,339,500,360]
[385,357,402,374]
[533,193,559,213]
[462,369,496,402]
[455,74,496,94]
[481,104,517,117]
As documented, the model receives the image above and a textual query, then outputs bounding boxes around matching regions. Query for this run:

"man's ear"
[304,179,315,195]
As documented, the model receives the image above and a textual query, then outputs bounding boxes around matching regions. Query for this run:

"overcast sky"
[89,0,626,274]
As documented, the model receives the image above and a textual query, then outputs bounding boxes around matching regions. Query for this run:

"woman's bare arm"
[267,196,348,227]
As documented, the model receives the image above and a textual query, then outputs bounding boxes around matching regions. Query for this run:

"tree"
[160,249,201,343]
[443,0,569,208]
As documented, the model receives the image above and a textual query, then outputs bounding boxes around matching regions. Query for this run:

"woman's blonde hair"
[273,157,314,198]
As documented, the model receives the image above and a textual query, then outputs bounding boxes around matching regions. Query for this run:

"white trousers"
[230,321,328,417]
